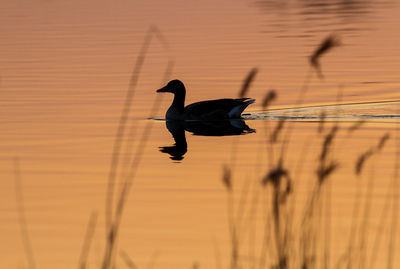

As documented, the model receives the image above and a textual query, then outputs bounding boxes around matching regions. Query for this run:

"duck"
[156,80,255,120]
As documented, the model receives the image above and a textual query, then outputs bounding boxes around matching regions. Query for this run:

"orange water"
[1,0,399,268]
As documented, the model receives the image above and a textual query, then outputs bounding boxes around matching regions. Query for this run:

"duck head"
[156,80,186,95]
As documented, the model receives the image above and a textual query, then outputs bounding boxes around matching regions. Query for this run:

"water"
[1,0,399,268]
[247,101,400,120]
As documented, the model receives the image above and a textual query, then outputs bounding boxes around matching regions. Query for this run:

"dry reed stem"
[320,87,344,268]
[222,67,260,268]
[318,111,326,134]
[213,237,222,269]
[365,132,396,269]
[221,165,238,269]
[355,149,374,175]
[228,68,258,177]
[319,126,338,163]
[317,124,339,268]
[368,189,392,269]
[246,181,261,269]
[239,68,258,98]
[119,250,139,269]
[103,60,173,269]
[145,251,160,269]
[279,34,340,163]
[246,90,276,267]
[356,133,390,268]
[235,176,252,230]
[299,125,340,269]
[105,27,150,233]
[317,126,339,186]
[225,69,255,267]
[286,136,313,267]
[345,133,391,268]
[229,194,239,269]
[377,133,390,151]
[277,69,312,161]
[387,116,400,269]
[317,161,339,184]
[262,160,291,269]
[355,133,390,175]
[255,90,279,269]
[262,91,278,171]
[346,176,364,268]
[258,201,275,269]
[14,157,36,269]
[78,211,98,269]
[358,166,375,269]
[270,119,286,143]
[105,25,169,235]
[102,26,173,269]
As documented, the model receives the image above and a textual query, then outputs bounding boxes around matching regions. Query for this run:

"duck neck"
[171,90,185,112]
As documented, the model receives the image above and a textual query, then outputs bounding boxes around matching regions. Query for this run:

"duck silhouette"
[157,80,255,120]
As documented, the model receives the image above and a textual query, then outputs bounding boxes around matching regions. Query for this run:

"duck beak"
[156,85,169,93]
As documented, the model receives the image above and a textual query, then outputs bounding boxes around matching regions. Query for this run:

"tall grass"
[102,25,173,269]
[219,34,398,269]
[13,158,36,269]
[78,211,98,269]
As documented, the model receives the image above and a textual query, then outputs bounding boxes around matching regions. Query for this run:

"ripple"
[244,101,400,121]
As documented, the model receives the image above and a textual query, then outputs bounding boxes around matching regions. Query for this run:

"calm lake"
[1,0,399,268]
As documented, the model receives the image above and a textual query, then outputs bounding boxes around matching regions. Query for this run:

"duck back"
[184,98,255,120]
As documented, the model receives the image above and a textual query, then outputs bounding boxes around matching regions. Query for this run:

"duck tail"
[228,99,255,118]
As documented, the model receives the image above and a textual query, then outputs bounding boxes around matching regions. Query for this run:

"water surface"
[1,0,399,268]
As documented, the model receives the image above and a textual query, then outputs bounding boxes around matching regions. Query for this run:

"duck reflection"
[159,119,255,161]
[159,120,188,161]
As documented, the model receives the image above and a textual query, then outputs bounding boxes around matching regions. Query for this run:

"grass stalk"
[387,112,400,269]
[78,211,98,269]
[13,157,36,269]
[105,26,154,235]
[102,27,173,268]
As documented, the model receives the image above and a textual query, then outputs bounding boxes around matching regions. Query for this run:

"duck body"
[157,80,255,120]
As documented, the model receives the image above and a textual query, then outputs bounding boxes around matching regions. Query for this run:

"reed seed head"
[310,34,341,79]
[262,90,277,109]
[355,149,374,175]
[377,133,390,151]
[348,119,366,134]
[317,161,339,183]
[239,68,258,98]
[262,161,289,188]
[320,126,338,162]
[222,165,232,191]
